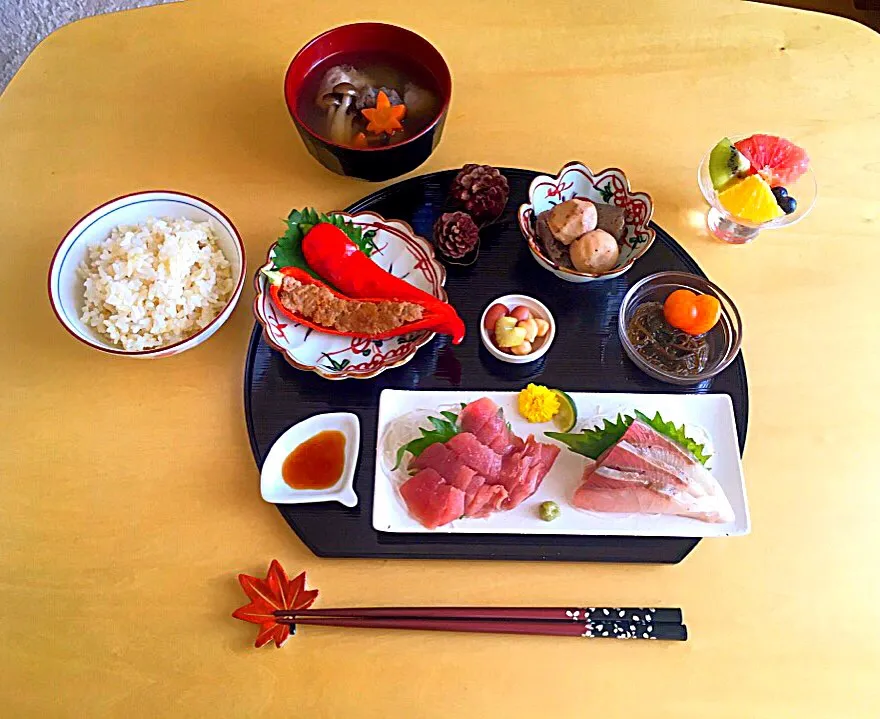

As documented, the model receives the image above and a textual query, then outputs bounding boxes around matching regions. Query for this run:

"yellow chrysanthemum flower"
[517,384,560,423]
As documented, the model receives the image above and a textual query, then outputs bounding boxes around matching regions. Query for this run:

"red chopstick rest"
[231,560,318,648]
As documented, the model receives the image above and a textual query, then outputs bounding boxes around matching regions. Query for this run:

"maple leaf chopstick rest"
[232,560,318,648]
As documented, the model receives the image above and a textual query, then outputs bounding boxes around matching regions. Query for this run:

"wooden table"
[2,0,879,716]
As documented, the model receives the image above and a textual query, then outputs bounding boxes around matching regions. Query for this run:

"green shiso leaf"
[393,409,462,471]
[633,410,711,465]
[546,414,632,460]
[271,208,321,278]
[271,207,378,274]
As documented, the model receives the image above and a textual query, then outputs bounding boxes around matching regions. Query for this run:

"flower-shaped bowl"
[517,161,655,283]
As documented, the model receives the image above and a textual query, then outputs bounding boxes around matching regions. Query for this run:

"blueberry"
[778,196,797,215]
[772,186,788,201]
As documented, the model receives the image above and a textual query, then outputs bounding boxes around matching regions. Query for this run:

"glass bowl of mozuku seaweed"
[618,271,742,385]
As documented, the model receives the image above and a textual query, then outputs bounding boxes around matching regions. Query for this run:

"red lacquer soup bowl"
[284,23,452,182]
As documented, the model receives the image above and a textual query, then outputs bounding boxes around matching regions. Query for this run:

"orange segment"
[717,175,784,224]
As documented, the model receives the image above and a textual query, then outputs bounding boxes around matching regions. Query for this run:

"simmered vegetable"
[361,90,407,136]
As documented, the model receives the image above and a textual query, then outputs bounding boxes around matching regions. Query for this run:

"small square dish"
[261,412,360,506]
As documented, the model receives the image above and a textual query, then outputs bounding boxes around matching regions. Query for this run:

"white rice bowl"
[79,217,234,351]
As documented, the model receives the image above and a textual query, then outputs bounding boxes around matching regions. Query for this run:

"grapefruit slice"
[718,176,785,224]
[734,134,809,187]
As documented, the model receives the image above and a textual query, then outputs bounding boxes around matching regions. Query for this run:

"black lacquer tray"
[243,169,748,563]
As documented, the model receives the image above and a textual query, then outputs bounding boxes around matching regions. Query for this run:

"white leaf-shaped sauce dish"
[260,412,360,506]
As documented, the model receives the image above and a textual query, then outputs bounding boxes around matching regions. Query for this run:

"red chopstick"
[276,606,681,624]
[275,615,686,641]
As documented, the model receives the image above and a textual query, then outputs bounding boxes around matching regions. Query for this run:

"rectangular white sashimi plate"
[372,390,749,538]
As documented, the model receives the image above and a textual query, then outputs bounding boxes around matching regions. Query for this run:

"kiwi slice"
[709,138,750,191]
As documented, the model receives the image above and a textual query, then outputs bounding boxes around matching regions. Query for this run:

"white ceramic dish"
[479,294,556,364]
[261,412,359,506]
[517,161,655,283]
[373,390,749,537]
[48,190,246,358]
[254,211,448,380]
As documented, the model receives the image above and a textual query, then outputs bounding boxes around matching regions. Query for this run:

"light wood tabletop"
[2,0,879,716]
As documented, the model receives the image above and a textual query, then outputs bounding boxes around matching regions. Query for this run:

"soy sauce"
[282,430,346,490]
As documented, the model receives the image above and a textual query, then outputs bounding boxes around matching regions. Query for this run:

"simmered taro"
[534,201,622,273]
[626,302,710,376]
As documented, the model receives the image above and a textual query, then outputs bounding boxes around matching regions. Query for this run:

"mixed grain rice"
[79,217,234,351]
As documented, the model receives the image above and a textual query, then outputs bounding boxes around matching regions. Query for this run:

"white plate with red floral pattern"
[253,211,448,380]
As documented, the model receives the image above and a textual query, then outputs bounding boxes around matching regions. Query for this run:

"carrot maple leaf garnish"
[361,91,406,136]
[232,560,319,648]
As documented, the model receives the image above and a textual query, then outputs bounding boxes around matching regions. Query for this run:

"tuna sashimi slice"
[458,397,523,454]
[411,442,480,497]
[397,400,563,526]
[410,441,456,472]
[495,446,540,493]
[458,397,503,437]
[536,442,561,480]
[399,469,465,529]
[445,432,503,478]
[502,462,545,510]
[496,436,562,509]
[445,468,485,507]
[465,484,508,518]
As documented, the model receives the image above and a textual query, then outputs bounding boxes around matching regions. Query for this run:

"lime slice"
[551,390,577,432]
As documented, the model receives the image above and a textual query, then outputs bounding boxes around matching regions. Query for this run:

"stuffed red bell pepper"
[300,223,465,344]
[263,267,462,341]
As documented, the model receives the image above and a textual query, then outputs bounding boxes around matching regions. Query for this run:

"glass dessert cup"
[697,136,816,244]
